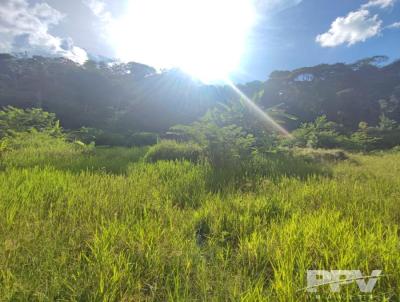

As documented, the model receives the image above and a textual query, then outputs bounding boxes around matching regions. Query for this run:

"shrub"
[68,129,159,147]
[284,116,400,152]
[391,145,400,152]
[0,106,62,138]
[291,148,349,163]
[283,116,345,149]
[346,120,400,151]
[171,109,257,170]
[95,131,127,146]
[144,140,203,162]
[126,132,159,146]
[67,127,103,144]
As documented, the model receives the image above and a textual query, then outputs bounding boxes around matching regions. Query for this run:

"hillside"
[261,56,400,129]
[1,54,399,135]
[0,54,400,300]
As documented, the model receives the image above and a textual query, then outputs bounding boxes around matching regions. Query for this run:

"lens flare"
[224,78,292,137]
[108,0,257,82]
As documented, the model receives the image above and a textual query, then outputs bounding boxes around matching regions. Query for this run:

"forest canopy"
[0,54,399,139]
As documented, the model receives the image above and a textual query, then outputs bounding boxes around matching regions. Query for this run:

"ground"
[0,146,399,301]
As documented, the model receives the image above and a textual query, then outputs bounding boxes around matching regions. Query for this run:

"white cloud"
[83,0,112,23]
[0,0,88,63]
[0,0,63,36]
[316,9,382,47]
[388,21,400,28]
[0,37,12,52]
[83,0,114,43]
[362,0,396,9]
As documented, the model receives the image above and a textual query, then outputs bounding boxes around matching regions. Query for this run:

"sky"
[0,0,399,82]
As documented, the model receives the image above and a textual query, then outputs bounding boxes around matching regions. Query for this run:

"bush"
[95,131,127,146]
[67,127,103,144]
[171,109,257,170]
[0,106,62,138]
[391,145,400,153]
[290,148,349,163]
[67,129,159,147]
[346,121,400,151]
[284,116,400,152]
[144,140,203,162]
[126,132,159,147]
[283,116,345,149]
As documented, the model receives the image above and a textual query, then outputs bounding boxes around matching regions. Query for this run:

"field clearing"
[1,147,400,301]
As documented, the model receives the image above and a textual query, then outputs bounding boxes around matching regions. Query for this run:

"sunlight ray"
[224,78,292,137]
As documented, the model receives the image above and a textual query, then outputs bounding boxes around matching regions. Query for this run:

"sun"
[108,0,257,82]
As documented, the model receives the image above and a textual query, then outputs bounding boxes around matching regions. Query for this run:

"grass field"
[1,142,400,301]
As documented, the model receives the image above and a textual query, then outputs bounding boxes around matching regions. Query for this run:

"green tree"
[287,115,344,149]
[0,106,62,138]
[171,105,256,170]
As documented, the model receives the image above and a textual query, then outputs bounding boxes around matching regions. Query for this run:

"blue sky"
[0,0,399,81]
[241,0,400,80]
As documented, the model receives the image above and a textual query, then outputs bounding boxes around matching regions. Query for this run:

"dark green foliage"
[0,56,222,132]
[0,55,399,154]
[283,116,346,149]
[95,131,159,147]
[171,105,257,170]
[144,140,203,162]
[261,56,400,129]
[0,106,62,138]
[349,127,400,152]
[290,148,349,163]
[94,131,127,146]
[283,115,400,151]
[68,128,159,147]
[348,123,381,151]
[1,55,399,140]
[67,127,102,144]
[126,132,159,146]
[345,116,400,151]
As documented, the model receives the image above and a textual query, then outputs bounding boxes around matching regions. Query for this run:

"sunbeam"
[224,78,292,137]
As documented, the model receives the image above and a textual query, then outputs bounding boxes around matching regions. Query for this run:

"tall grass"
[0,138,399,301]
[0,132,147,174]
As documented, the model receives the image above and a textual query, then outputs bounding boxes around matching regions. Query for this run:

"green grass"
[0,141,400,301]
[0,132,148,174]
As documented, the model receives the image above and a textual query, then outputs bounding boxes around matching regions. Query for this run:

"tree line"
[0,53,399,148]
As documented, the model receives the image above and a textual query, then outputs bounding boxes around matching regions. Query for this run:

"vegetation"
[283,115,400,151]
[262,56,400,130]
[0,117,400,301]
[1,54,400,300]
[144,140,203,163]
[1,54,400,140]
[0,106,62,139]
